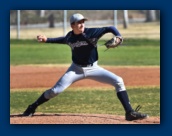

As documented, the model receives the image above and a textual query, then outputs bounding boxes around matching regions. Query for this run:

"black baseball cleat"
[22,105,36,117]
[125,105,149,121]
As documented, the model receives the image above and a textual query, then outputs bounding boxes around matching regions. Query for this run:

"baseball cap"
[70,13,88,24]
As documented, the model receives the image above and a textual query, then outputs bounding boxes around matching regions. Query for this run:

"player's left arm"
[104,26,123,46]
[105,26,123,43]
[106,26,121,36]
[91,26,123,49]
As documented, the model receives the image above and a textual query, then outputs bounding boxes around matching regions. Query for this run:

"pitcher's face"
[71,19,85,34]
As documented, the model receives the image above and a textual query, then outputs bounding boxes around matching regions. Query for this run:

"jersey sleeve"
[105,26,121,36]
[46,36,66,44]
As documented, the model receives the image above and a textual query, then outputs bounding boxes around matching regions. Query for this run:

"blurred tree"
[156,10,160,21]
[48,13,55,28]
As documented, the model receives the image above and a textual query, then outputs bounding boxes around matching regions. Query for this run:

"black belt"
[75,63,93,67]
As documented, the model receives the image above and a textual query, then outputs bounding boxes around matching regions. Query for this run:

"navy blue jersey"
[46,26,121,65]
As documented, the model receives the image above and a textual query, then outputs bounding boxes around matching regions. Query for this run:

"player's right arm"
[37,35,66,44]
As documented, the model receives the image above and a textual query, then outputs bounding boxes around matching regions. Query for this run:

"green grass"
[10,87,160,116]
[98,46,160,65]
[10,39,160,66]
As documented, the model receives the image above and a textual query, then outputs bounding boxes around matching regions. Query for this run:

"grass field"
[10,87,160,116]
[10,39,160,65]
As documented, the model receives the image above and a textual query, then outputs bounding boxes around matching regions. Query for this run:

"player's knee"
[114,76,126,92]
[117,76,124,84]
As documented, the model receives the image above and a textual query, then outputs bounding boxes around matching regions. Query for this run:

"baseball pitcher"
[23,13,148,121]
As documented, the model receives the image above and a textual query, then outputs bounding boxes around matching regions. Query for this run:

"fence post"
[114,10,117,28]
[17,10,20,39]
[123,10,129,29]
[63,10,67,36]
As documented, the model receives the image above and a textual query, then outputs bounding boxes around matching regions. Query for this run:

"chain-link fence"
[10,10,160,39]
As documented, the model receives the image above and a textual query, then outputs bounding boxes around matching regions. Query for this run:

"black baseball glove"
[104,36,123,49]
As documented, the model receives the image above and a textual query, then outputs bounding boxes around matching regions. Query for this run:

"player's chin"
[79,28,85,33]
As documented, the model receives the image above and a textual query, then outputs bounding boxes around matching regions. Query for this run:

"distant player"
[23,13,148,121]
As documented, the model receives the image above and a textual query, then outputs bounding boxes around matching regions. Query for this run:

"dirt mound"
[10,113,160,124]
